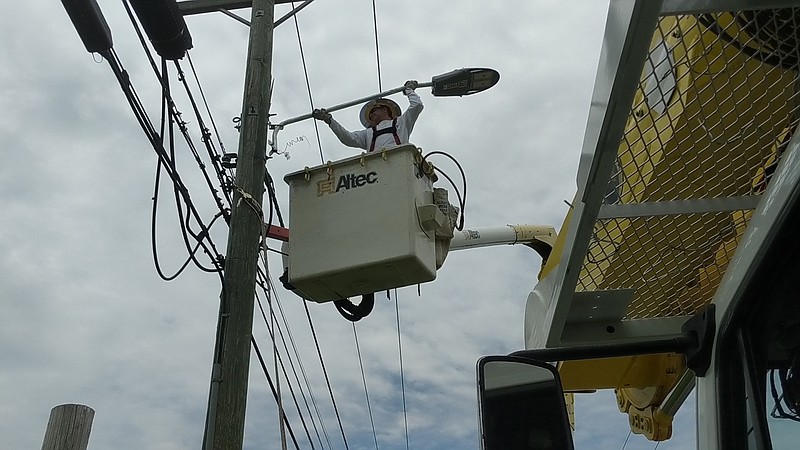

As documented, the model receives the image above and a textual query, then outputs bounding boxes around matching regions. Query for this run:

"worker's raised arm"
[401,80,424,134]
[328,118,369,149]
[313,108,369,150]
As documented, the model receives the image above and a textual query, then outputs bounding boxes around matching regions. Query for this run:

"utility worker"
[312,80,423,152]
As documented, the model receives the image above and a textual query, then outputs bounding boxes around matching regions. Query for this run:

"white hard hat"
[359,98,402,127]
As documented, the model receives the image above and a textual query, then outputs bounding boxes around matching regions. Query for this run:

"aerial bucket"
[283,145,445,303]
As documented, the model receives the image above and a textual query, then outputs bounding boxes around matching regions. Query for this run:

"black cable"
[333,295,375,322]
[421,150,468,230]
[150,61,195,281]
[174,59,232,215]
[393,290,410,450]
[259,270,332,450]
[255,288,318,450]
[104,49,222,274]
[352,323,380,450]
[265,171,286,227]
[290,3,326,164]
[251,336,303,450]
[185,52,236,205]
[303,300,351,450]
[112,8,226,276]
[155,59,221,275]
[166,93,223,274]
[371,0,382,92]
[124,0,216,226]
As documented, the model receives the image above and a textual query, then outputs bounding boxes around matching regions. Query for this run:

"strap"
[368,118,401,152]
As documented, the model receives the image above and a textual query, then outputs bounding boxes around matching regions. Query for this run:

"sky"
[1,1,697,449]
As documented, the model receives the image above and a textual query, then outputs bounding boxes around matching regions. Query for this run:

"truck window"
[765,370,800,449]
[736,301,800,449]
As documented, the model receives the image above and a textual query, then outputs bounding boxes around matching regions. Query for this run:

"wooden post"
[41,404,95,450]
[206,1,275,449]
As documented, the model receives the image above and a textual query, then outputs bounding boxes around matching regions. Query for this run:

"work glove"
[403,80,419,95]
[312,108,332,124]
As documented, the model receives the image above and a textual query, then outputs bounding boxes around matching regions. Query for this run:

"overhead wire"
[163,86,225,274]
[184,52,236,207]
[280,6,405,450]
[275,0,317,28]
[115,8,309,449]
[103,46,223,277]
[258,94,333,447]
[162,62,226,273]
[119,0,226,277]
[371,0,383,91]
[255,228,321,450]
[370,3,410,448]
[262,271,333,450]
[303,300,351,450]
[271,277,288,450]
[621,429,632,449]
[251,335,302,450]
[394,289,410,450]
[255,285,323,450]
[173,59,232,215]
[290,3,326,164]
[150,61,198,281]
[352,323,380,449]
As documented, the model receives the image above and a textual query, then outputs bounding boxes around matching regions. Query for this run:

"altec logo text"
[317,171,378,196]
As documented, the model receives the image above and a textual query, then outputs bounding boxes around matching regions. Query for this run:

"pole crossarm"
[179,0,294,15]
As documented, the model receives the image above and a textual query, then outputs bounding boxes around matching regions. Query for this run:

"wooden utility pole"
[205,1,275,449]
[40,404,95,450]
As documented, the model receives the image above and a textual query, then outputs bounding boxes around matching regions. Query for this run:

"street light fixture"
[431,67,500,97]
[269,67,501,154]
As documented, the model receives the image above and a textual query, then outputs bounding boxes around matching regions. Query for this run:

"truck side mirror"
[477,356,574,450]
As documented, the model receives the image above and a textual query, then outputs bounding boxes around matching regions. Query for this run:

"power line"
[621,430,632,449]
[118,0,228,277]
[264,273,332,449]
[303,300,351,450]
[371,0,382,91]
[103,48,224,276]
[289,3,325,163]
[251,336,302,450]
[255,280,322,450]
[394,290,410,450]
[352,323,380,449]
[184,52,236,205]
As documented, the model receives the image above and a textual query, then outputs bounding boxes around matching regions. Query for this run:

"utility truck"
[478,1,800,449]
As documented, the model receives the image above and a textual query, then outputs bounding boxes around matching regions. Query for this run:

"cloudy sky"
[1,1,697,449]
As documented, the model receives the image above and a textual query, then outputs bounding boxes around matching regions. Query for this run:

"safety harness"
[369,118,401,152]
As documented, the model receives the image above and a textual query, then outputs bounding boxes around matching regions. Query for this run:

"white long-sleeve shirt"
[327,91,423,151]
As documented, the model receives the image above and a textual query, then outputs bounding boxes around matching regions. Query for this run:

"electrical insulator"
[61,0,113,54]
[129,0,193,60]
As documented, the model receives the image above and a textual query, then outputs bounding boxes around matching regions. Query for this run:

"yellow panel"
[558,353,684,391]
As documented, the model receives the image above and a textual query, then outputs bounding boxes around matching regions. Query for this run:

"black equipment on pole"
[61,0,114,54]
[129,0,193,60]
